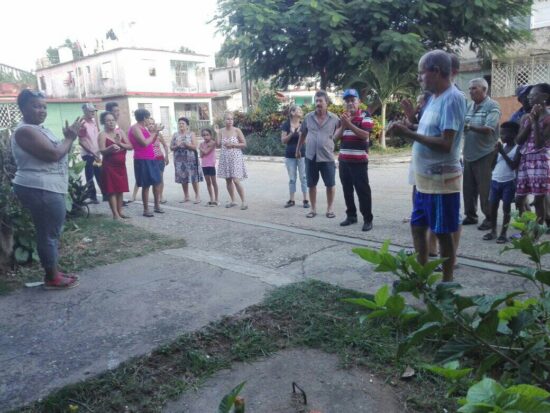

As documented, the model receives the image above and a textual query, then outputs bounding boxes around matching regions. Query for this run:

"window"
[209,71,212,80]
[172,60,192,88]
[39,76,46,91]
[228,70,233,83]
[101,61,113,79]
[64,71,75,87]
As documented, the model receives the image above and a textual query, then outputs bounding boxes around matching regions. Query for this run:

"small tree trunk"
[0,222,14,270]
[380,102,387,149]
[320,68,328,90]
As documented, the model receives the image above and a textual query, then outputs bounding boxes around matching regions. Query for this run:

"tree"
[213,0,532,89]
[346,59,417,148]
[178,46,196,54]
[45,38,83,65]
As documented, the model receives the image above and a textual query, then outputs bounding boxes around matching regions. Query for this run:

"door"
[160,106,171,137]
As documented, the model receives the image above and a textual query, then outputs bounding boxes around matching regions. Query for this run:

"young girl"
[199,128,219,206]
[216,111,248,210]
[515,83,550,228]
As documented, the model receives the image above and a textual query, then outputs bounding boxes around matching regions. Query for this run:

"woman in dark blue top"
[281,105,309,208]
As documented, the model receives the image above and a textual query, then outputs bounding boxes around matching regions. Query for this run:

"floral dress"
[516,115,550,196]
[171,132,204,184]
[217,135,248,179]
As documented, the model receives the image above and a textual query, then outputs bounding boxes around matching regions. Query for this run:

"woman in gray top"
[11,90,81,289]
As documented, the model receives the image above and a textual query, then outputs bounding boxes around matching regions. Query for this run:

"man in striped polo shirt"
[334,89,375,231]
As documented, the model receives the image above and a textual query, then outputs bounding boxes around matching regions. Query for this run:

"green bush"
[243,131,285,157]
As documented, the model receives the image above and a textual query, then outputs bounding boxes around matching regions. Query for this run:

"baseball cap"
[82,103,97,111]
[515,85,531,99]
[342,89,360,99]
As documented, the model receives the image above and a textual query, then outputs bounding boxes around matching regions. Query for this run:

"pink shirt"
[128,125,155,160]
[200,141,216,167]
[78,118,99,156]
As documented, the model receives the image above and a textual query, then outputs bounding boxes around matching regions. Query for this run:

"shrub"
[243,131,285,157]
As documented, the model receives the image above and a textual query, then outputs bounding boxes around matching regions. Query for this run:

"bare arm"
[15,119,80,163]
[340,113,369,140]
[295,130,307,159]
[281,130,292,144]
[233,128,247,149]
[98,132,120,156]
[388,123,456,153]
[185,133,198,151]
[131,125,157,147]
[516,114,531,146]
[534,115,550,149]
[200,141,215,157]
[116,129,133,150]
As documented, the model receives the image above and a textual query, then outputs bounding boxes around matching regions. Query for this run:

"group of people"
[387,50,549,282]
[9,49,549,290]
[77,106,250,219]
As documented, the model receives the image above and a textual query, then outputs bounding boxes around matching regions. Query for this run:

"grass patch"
[369,143,412,156]
[13,280,451,413]
[0,214,185,293]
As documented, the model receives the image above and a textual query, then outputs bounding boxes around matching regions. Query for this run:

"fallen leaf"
[401,366,415,379]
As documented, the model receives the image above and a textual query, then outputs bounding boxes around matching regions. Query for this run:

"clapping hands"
[63,117,82,140]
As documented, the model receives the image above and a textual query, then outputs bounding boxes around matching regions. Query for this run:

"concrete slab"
[163,349,403,413]
[0,251,272,411]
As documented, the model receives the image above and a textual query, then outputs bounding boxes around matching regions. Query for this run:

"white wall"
[210,67,241,91]
[533,0,550,29]
[37,48,211,98]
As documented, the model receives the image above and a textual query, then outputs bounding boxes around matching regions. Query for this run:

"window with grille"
[138,103,153,114]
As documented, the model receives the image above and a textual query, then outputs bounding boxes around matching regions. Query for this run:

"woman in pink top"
[128,108,163,217]
[199,127,219,206]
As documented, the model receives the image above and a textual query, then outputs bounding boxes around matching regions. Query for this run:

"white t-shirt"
[492,145,518,183]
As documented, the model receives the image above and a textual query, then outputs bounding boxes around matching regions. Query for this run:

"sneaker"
[340,217,358,226]
[303,200,310,209]
[362,221,373,232]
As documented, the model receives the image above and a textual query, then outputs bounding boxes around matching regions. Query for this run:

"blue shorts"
[157,159,165,173]
[489,180,515,205]
[306,157,336,188]
[411,191,460,234]
[202,166,216,176]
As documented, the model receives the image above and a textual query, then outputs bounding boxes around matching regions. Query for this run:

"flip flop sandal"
[496,236,508,244]
[225,202,238,208]
[303,200,310,208]
[143,211,154,217]
[193,200,201,204]
[160,199,168,204]
[306,211,317,218]
[326,212,336,218]
[120,214,131,219]
[154,208,165,213]
[284,200,295,208]
[240,205,248,210]
[482,233,496,241]
[44,274,79,290]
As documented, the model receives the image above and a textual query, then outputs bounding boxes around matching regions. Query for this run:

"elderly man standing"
[296,90,340,218]
[78,103,103,204]
[462,78,501,229]
[388,50,465,282]
[334,89,374,231]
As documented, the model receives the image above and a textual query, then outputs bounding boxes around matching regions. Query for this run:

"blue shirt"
[413,85,466,194]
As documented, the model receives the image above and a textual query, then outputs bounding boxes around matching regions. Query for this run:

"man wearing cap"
[78,103,103,204]
[334,89,375,231]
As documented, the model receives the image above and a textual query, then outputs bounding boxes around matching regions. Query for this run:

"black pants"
[339,161,373,223]
[82,155,102,201]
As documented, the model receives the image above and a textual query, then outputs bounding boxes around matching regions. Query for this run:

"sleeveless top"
[11,122,69,194]
[128,125,155,160]
[199,141,216,167]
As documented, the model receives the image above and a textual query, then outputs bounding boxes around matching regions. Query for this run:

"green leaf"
[475,310,499,339]
[427,273,442,286]
[508,267,536,282]
[374,285,390,306]
[385,294,405,317]
[398,322,441,357]
[380,239,391,254]
[472,292,523,315]
[352,247,380,264]
[534,270,550,286]
[422,362,472,381]
[342,297,379,310]
[464,378,504,404]
[435,337,478,363]
[476,354,502,378]
[218,381,246,413]
[367,309,388,319]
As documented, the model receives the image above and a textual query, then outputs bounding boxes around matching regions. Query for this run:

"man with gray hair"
[462,78,501,229]
[388,50,466,282]
[78,102,103,203]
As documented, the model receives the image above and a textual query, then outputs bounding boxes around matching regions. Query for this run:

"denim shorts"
[134,159,161,187]
[202,166,216,176]
[411,191,460,234]
[305,157,336,188]
[489,179,516,205]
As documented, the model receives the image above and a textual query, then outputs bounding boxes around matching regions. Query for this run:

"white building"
[36,47,215,135]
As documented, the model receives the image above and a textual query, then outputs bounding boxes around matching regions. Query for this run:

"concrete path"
[1,159,545,411]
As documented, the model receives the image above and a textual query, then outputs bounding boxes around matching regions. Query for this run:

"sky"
[1,0,224,71]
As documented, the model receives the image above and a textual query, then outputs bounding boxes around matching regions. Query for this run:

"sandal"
[154,208,165,213]
[284,200,295,208]
[306,211,317,218]
[193,200,201,204]
[225,202,238,208]
[326,212,336,219]
[119,214,131,219]
[303,200,310,209]
[143,211,154,217]
[496,235,508,244]
[240,204,248,210]
[482,233,496,241]
[160,199,168,204]
[44,274,79,290]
